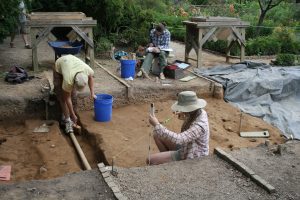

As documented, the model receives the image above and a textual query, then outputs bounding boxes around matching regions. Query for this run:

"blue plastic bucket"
[94,94,113,122]
[120,60,136,78]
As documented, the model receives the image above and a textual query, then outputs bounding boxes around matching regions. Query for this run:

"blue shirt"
[149,28,171,49]
[19,1,26,23]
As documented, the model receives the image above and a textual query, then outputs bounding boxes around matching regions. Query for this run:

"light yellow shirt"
[55,55,94,92]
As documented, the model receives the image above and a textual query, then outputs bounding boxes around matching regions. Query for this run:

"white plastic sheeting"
[196,61,300,139]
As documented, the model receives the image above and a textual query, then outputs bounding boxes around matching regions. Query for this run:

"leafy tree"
[0,0,20,43]
[256,0,284,34]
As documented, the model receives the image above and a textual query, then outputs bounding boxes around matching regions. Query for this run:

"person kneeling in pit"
[53,54,96,134]
[147,91,210,165]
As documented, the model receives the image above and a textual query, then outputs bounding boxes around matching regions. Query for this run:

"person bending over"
[137,23,171,80]
[53,54,96,134]
[147,91,209,165]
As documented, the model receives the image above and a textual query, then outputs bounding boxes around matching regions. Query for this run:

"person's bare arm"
[88,75,96,99]
[63,90,77,124]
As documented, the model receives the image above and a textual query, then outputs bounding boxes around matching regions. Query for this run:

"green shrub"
[0,0,19,43]
[272,27,299,54]
[274,53,296,66]
[95,37,113,53]
[203,40,227,54]
[246,36,281,56]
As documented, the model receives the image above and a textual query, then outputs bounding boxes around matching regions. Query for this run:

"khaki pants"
[53,70,77,113]
[141,51,169,74]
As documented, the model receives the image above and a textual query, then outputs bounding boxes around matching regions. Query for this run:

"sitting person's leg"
[158,51,169,79]
[154,134,176,152]
[138,52,154,78]
[147,135,180,165]
[147,150,181,165]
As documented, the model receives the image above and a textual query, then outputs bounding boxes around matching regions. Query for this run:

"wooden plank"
[200,27,217,46]
[30,12,86,20]
[187,69,218,84]
[183,21,198,26]
[31,12,85,15]
[231,27,246,45]
[196,21,250,28]
[35,26,53,46]
[94,61,131,88]
[71,25,94,48]
[27,20,97,27]
[191,16,240,22]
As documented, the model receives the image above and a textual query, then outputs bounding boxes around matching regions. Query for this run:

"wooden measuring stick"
[148,103,155,165]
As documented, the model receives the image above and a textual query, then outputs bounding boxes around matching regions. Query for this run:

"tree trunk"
[256,11,266,35]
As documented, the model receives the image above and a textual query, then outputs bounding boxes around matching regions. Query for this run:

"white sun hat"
[171,91,207,113]
[74,72,88,91]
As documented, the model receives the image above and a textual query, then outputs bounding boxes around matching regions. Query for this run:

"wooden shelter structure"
[26,12,97,72]
[183,17,250,68]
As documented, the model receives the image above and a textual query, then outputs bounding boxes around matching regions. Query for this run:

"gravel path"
[0,170,115,200]
[112,155,279,200]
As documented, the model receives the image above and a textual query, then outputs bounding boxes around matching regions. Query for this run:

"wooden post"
[31,28,38,72]
[88,28,95,68]
[184,25,192,63]
[240,28,246,62]
[197,28,203,68]
[226,40,235,63]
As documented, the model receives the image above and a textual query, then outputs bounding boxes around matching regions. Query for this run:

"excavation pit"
[0,39,285,183]
[0,97,285,182]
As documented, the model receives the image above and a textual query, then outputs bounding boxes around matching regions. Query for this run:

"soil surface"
[80,98,284,168]
[0,35,293,200]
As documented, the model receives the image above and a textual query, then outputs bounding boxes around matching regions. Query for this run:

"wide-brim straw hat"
[171,91,207,113]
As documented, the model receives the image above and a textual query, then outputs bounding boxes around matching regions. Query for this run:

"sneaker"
[159,73,166,80]
[137,70,142,77]
[141,68,151,80]
[25,44,31,49]
[65,121,74,134]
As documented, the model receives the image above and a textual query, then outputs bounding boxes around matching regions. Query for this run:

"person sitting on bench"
[137,23,171,80]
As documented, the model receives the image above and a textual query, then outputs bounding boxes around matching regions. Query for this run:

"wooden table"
[26,12,97,72]
[183,17,249,68]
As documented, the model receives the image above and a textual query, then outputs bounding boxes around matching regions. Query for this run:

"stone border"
[214,148,276,194]
[97,163,128,200]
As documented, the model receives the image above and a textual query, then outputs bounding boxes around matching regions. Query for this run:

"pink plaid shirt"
[154,110,209,159]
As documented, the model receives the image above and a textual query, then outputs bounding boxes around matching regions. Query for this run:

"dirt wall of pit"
[0,64,223,122]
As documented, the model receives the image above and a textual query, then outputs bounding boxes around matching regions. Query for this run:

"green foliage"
[0,0,20,43]
[246,36,281,56]
[95,37,112,53]
[189,0,209,5]
[272,27,299,54]
[203,41,227,54]
[154,12,187,41]
[274,53,296,66]
[14,0,299,58]
[136,0,168,12]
